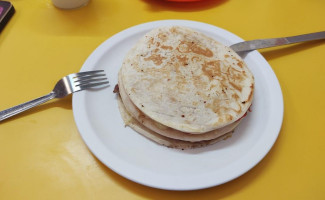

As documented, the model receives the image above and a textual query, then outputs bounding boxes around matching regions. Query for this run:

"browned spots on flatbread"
[224,54,230,58]
[213,102,228,116]
[246,84,254,102]
[144,54,166,66]
[191,56,201,62]
[170,27,178,33]
[137,108,146,121]
[206,98,223,115]
[235,102,242,113]
[206,96,241,115]
[177,41,213,57]
[173,62,182,73]
[237,61,244,68]
[130,87,137,94]
[158,33,167,42]
[170,96,177,102]
[192,75,207,90]
[228,67,245,82]
[176,55,189,66]
[201,60,221,80]
[161,45,173,50]
[229,81,242,92]
[232,93,239,100]
[142,65,171,79]
[149,37,154,45]
[191,43,213,57]
[205,98,241,123]
[226,114,233,121]
[174,72,188,90]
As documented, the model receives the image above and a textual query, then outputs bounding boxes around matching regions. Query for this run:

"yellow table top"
[1,0,324,199]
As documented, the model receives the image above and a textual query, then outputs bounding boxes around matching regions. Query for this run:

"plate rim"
[72,20,284,190]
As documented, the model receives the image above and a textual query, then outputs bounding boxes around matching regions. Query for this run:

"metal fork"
[0,70,109,122]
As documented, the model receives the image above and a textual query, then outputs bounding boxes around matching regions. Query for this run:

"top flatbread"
[121,26,254,133]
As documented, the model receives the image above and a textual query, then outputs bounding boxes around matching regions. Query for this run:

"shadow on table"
[95,129,284,199]
[261,40,324,60]
[141,0,228,12]
[0,95,72,123]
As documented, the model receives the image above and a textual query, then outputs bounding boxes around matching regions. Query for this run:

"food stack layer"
[116,26,254,149]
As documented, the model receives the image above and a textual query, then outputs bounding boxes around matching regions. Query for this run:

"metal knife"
[230,31,325,52]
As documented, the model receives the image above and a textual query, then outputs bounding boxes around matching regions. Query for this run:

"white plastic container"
[52,0,89,9]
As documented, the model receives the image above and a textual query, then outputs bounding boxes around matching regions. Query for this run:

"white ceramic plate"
[73,20,283,190]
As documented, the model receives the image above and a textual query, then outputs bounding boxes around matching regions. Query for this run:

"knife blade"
[230,31,325,52]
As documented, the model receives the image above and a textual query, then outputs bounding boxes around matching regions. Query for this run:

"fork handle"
[0,92,56,122]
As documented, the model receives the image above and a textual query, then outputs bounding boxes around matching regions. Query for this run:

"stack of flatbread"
[116,26,254,149]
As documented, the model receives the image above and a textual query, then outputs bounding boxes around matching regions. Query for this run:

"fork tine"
[70,70,109,92]
[77,81,109,91]
[75,77,108,86]
[75,70,105,77]
[75,74,106,80]
[73,70,108,85]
